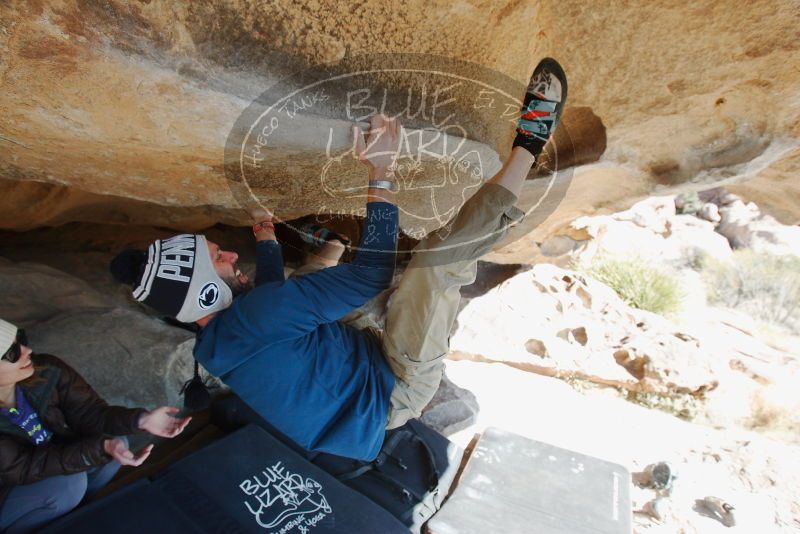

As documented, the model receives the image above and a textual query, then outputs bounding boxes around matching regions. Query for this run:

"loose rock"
[694,496,736,528]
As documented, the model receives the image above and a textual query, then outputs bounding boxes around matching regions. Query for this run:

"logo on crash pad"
[198,282,220,309]
[239,461,332,531]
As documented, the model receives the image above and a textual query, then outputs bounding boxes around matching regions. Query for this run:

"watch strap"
[368,180,398,192]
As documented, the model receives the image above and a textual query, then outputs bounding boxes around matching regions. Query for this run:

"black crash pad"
[44,425,408,534]
[40,479,202,533]
[153,424,409,534]
[427,427,632,534]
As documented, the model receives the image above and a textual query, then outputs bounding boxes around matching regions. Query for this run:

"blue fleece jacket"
[193,202,398,461]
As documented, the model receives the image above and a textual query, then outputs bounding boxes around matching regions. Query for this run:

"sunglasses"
[1,329,28,364]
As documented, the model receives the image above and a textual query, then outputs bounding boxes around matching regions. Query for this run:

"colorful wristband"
[252,221,275,235]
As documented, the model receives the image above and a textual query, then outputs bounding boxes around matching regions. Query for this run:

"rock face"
[711,194,800,257]
[1,0,798,235]
[535,0,800,219]
[530,193,734,272]
[450,189,800,448]
[449,264,721,397]
[0,0,536,231]
[420,373,479,436]
[498,184,800,270]
[0,258,209,408]
[570,196,735,267]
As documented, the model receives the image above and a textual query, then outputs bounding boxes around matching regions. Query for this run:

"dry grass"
[581,256,684,315]
[748,378,800,444]
[702,250,800,335]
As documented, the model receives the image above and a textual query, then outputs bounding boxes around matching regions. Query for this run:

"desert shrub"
[748,379,800,445]
[583,257,684,315]
[703,250,800,334]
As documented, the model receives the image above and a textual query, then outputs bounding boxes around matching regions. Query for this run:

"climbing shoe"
[512,57,568,158]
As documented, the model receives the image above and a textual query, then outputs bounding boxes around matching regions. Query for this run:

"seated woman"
[0,319,191,533]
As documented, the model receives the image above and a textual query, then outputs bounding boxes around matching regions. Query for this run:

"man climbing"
[111,58,567,461]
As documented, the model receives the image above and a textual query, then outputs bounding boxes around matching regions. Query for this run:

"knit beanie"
[128,234,233,323]
[0,319,18,355]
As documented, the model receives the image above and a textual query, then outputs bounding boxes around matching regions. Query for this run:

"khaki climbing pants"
[291,183,524,430]
[381,183,524,428]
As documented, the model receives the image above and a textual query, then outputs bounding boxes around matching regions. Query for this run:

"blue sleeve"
[254,240,285,286]
[235,202,398,341]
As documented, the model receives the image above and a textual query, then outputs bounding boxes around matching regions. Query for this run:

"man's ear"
[195,314,215,328]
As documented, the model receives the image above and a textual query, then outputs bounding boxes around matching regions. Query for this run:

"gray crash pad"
[427,427,632,534]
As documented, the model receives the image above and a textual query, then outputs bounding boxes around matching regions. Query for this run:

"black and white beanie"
[0,319,18,356]
[132,234,233,323]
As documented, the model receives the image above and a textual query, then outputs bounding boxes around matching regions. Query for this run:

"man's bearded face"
[206,240,253,296]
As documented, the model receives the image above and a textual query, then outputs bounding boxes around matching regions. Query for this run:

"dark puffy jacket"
[0,353,146,505]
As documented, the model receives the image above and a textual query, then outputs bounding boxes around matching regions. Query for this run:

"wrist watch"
[368,180,398,192]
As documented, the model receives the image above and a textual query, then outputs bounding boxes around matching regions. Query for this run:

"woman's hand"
[103,438,153,467]
[137,407,192,438]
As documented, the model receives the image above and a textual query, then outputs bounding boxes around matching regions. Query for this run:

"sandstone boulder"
[420,373,479,437]
[698,202,722,224]
[2,0,799,239]
[0,257,211,408]
[664,214,733,265]
[715,199,800,257]
[449,264,721,397]
[548,195,733,268]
